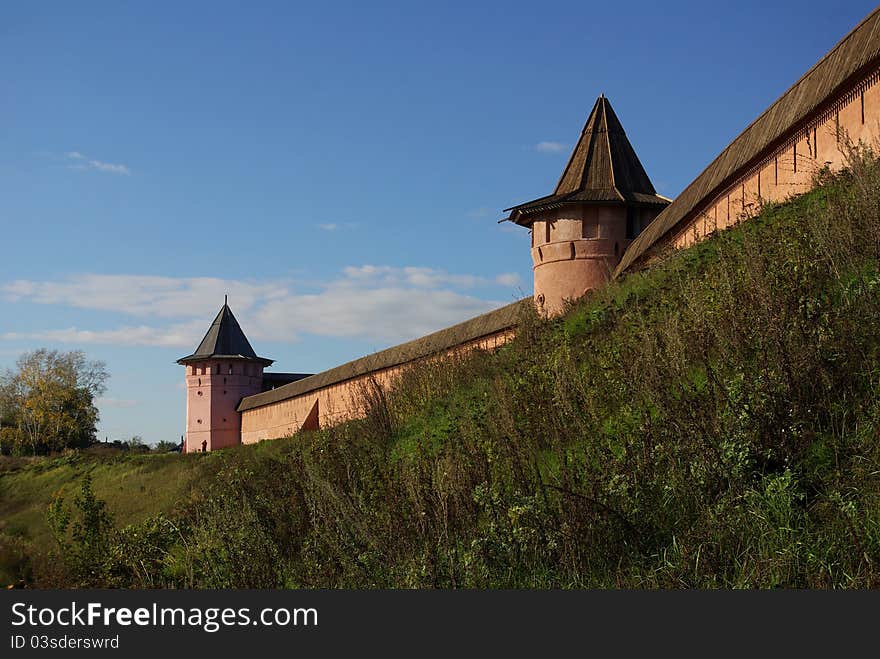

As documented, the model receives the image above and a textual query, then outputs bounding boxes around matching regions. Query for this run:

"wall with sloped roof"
[238,301,526,444]
[616,8,880,273]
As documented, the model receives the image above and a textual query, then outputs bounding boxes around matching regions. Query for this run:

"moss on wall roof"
[614,7,880,275]
[237,298,529,412]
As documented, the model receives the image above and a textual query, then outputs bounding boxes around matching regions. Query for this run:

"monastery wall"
[669,70,880,251]
[238,302,524,444]
[616,8,880,275]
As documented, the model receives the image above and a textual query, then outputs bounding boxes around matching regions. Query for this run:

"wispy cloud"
[342,265,490,289]
[2,266,524,346]
[1,321,208,349]
[317,222,359,231]
[2,275,285,318]
[535,141,568,154]
[64,151,131,176]
[495,273,520,287]
[466,207,492,220]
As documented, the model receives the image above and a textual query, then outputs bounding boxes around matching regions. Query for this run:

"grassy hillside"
[0,449,209,585]
[3,150,880,588]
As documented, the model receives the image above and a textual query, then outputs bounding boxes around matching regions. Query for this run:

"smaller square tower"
[177,297,273,453]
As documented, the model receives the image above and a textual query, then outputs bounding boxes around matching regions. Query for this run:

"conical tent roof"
[177,299,273,365]
[504,95,669,225]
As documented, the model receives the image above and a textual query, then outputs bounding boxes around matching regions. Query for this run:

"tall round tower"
[177,298,272,453]
[504,95,670,315]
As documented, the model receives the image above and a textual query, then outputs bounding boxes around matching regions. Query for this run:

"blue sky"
[1,0,876,444]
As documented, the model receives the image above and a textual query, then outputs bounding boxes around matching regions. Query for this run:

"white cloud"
[467,207,492,220]
[254,265,517,343]
[254,287,499,343]
[318,223,338,231]
[342,265,491,289]
[2,266,523,347]
[89,160,130,175]
[1,320,207,348]
[2,275,285,319]
[535,141,568,154]
[64,151,131,175]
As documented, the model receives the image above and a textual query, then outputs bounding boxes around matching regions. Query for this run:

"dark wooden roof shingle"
[177,300,273,365]
[504,95,669,225]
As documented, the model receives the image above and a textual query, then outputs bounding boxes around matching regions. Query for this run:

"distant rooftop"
[261,372,312,392]
[177,298,273,366]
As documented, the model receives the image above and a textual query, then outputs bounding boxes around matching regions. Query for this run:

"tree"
[47,474,116,586]
[0,349,108,455]
[125,435,149,453]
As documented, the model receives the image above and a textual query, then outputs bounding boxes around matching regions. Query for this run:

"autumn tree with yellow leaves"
[0,349,108,455]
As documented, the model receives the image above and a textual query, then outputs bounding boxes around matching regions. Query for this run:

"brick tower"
[177,298,272,453]
[504,95,670,314]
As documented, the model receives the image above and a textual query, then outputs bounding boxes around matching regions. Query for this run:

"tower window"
[625,207,637,239]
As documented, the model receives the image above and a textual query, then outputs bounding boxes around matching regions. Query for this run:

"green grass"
[0,449,211,585]
[0,451,205,544]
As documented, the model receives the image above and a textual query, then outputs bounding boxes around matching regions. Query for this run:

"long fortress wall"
[617,8,880,274]
[237,8,880,445]
[238,299,526,444]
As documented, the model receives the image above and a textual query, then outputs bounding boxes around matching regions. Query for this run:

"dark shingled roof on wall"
[504,95,669,225]
[614,7,880,276]
[177,301,273,366]
[237,298,529,412]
